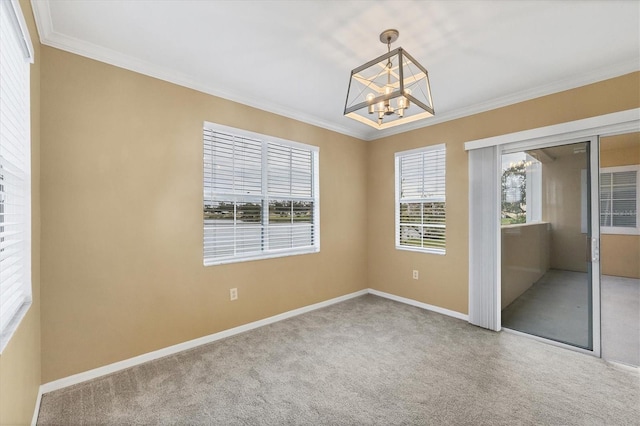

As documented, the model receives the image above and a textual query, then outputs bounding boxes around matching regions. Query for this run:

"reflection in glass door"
[500,141,597,350]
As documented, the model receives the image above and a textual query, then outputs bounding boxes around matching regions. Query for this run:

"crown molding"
[30,0,52,45]
[30,0,640,142]
[30,1,364,140]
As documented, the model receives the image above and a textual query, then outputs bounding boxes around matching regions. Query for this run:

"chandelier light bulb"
[366,93,375,114]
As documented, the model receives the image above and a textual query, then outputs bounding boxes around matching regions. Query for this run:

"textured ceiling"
[31,0,640,140]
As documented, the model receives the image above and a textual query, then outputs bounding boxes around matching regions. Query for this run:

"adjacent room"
[500,136,640,366]
[1,1,638,425]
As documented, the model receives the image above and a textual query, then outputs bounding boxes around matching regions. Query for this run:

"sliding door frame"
[465,108,639,358]
[500,136,600,356]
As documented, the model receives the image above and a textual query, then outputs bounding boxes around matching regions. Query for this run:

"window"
[395,144,446,254]
[500,153,542,225]
[0,0,33,352]
[580,165,639,235]
[600,165,639,235]
[203,123,319,265]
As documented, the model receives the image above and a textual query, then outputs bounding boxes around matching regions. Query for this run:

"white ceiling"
[31,0,640,141]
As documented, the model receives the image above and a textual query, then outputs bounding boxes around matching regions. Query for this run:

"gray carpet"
[38,295,639,425]
[602,275,640,367]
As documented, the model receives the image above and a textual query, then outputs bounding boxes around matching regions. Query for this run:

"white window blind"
[267,143,315,251]
[395,144,446,254]
[0,0,33,352]
[600,166,639,234]
[204,123,319,265]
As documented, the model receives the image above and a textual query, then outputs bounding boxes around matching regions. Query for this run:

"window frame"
[203,122,320,266]
[394,144,446,255]
[599,165,640,235]
[0,0,34,353]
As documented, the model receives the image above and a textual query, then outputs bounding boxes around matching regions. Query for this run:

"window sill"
[204,247,320,266]
[396,245,445,256]
[601,228,640,236]
[0,300,32,355]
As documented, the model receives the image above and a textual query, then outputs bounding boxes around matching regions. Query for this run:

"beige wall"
[40,47,368,383]
[0,1,42,424]
[501,223,551,309]
[542,147,589,273]
[367,72,640,315]
[600,133,640,278]
[6,14,638,398]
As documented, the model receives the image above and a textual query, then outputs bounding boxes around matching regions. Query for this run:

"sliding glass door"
[500,139,600,352]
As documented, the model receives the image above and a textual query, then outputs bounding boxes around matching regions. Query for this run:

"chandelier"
[344,29,434,130]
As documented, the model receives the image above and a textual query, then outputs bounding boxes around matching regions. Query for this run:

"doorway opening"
[466,109,640,364]
[500,142,594,350]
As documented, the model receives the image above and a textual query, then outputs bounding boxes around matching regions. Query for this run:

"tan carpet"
[38,295,639,425]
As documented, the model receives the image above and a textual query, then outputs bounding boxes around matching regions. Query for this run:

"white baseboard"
[368,289,469,321]
[39,289,368,394]
[31,387,43,426]
[606,359,640,374]
[37,288,467,398]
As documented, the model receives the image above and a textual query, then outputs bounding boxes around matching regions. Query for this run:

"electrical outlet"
[412,270,419,280]
[230,288,238,301]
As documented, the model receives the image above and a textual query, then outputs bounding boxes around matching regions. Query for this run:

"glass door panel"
[599,132,640,366]
[500,141,594,350]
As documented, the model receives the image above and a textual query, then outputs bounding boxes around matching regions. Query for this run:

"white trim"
[0,302,32,354]
[35,288,466,399]
[204,247,320,267]
[601,165,640,174]
[39,289,368,394]
[29,0,53,45]
[502,327,600,358]
[368,289,469,321]
[10,0,34,62]
[30,0,639,142]
[31,388,43,426]
[606,360,640,374]
[502,135,602,156]
[465,109,640,151]
[589,137,601,357]
[395,246,445,256]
